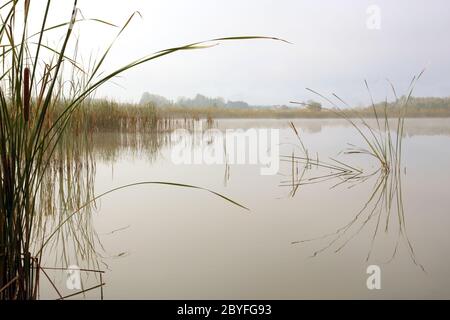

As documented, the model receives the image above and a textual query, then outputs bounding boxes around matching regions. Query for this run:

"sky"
[24,0,450,106]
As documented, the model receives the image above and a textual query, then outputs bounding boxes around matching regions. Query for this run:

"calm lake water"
[40,118,450,299]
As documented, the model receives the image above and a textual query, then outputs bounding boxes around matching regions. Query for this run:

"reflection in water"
[32,131,105,299]
[36,132,98,266]
[36,122,225,298]
[44,119,430,271]
[216,118,450,137]
[35,118,450,299]
[35,128,174,299]
[282,121,425,271]
[223,138,231,187]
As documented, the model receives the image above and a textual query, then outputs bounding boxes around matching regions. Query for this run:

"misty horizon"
[24,0,450,107]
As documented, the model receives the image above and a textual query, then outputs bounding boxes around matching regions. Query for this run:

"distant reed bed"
[50,100,176,133]
[68,99,450,128]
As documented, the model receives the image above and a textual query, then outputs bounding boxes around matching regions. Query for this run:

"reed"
[287,73,425,270]
[0,0,279,299]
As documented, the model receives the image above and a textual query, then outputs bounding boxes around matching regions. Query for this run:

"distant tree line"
[140,92,250,109]
[139,92,450,114]
[386,96,450,110]
[139,92,172,107]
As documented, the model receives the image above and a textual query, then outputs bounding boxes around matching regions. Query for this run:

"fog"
[26,0,450,106]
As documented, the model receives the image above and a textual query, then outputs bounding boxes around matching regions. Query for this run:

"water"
[40,118,450,299]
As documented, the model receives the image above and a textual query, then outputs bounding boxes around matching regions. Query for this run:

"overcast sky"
[27,0,450,106]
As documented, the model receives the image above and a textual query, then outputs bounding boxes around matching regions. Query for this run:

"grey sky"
[31,0,450,106]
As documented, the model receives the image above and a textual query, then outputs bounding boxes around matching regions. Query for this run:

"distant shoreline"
[138,95,450,119]
[52,99,450,134]
[154,107,450,119]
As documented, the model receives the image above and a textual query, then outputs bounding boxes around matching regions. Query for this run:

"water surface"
[40,118,450,299]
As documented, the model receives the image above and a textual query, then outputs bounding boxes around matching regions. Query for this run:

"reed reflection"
[282,121,425,271]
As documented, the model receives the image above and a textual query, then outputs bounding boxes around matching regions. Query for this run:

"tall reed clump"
[0,0,281,299]
[289,71,425,269]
